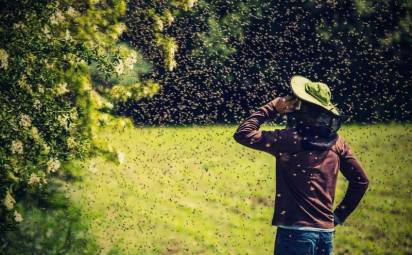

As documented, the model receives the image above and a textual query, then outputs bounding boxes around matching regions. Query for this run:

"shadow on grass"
[0,159,122,255]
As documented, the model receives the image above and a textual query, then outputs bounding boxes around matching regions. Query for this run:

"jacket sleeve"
[333,137,370,224]
[233,99,295,156]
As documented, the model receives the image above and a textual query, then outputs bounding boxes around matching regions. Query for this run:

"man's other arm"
[333,137,370,224]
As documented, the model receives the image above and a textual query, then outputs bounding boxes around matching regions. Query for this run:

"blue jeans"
[274,227,335,255]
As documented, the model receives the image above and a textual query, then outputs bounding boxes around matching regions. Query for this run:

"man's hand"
[272,96,300,114]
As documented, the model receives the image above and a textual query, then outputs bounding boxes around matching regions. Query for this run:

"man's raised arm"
[233,97,298,155]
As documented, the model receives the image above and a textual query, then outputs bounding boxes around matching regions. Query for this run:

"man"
[233,75,369,255]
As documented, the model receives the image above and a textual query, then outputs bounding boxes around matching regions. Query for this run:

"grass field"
[68,121,412,255]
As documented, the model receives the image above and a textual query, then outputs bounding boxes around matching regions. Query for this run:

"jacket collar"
[295,123,338,150]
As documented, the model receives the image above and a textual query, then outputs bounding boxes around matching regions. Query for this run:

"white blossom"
[38,85,45,94]
[42,142,50,155]
[31,126,41,142]
[124,51,138,70]
[0,49,9,70]
[64,29,73,41]
[13,22,25,29]
[14,210,23,222]
[66,137,77,149]
[55,82,69,95]
[37,172,48,184]
[104,101,114,109]
[47,157,61,173]
[17,75,31,92]
[55,9,65,22]
[33,99,42,110]
[66,6,78,17]
[187,0,197,8]
[69,108,78,121]
[11,140,24,154]
[164,10,174,25]
[43,25,51,39]
[57,114,69,130]
[50,9,65,25]
[19,114,32,127]
[116,23,127,35]
[153,15,164,31]
[28,173,41,185]
[3,190,15,210]
[115,61,125,75]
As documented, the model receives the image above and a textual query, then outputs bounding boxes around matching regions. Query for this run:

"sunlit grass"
[68,121,412,254]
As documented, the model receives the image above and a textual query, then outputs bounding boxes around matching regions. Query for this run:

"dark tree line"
[120,0,411,125]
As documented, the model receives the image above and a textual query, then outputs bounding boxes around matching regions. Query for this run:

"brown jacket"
[233,100,369,229]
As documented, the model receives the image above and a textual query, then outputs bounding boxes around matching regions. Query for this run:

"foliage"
[90,42,160,108]
[0,174,100,255]
[0,0,194,238]
[124,0,199,73]
[0,0,139,235]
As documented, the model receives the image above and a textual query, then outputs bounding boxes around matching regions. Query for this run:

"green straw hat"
[290,75,340,116]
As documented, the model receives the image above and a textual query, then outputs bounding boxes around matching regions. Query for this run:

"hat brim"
[290,75,340,116]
